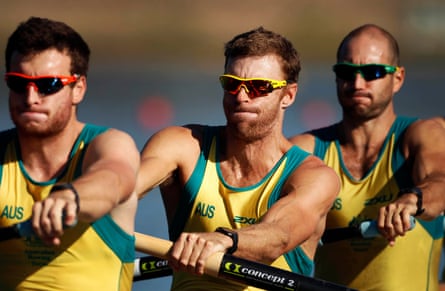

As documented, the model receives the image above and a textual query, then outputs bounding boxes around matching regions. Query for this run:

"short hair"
[336,24,400,66]
[224,27,301,83]
[5,16,90,76]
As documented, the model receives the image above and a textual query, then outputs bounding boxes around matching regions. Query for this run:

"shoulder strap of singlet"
[310,124,339,160]
[267,146,310,208]
[71,124,109,177]
[391,116,418,187]
[169,125,221,240]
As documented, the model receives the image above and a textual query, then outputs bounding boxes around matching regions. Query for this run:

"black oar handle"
[0,217,77,242]
[321,216,416,244]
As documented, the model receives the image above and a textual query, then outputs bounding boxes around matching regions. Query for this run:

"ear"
[393,66,405,94]
[281,82,298,109]
[72,75,87,105]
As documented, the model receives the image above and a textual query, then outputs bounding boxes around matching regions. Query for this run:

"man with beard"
[136,27,339,290]
[0,17,140,290]
[290,24,445,291]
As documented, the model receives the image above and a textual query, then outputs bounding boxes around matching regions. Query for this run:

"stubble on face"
[223,55,286,142]
[8,49,75,138]
[336,33,396,122]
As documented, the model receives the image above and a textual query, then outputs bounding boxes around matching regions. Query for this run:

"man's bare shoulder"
[292,153,339,185]
[404,118,445,145]
[283,153,340,214]
[149,124,206,142]
[289,133,315,153]
[290,124,338,153]
[429,116,445,128]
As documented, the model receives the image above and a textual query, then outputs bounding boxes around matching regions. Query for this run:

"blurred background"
[0,1,444,289]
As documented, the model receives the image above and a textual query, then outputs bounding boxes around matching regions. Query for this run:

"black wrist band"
[398,187,425,216]
[215,227,238,254]
[50,183,80,213]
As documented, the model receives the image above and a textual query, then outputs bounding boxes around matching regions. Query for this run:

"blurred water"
[1,60,444,290]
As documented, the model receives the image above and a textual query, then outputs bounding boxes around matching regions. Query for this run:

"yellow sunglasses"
[219,74,287,98]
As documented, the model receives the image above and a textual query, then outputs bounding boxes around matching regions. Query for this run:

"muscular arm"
[379,118,445,242]
[33,128,140,244]
[136,125,202,199]
[170,156,340,274]
[234,156,339,263]
[408,119,445,218]
[70,128,140,221]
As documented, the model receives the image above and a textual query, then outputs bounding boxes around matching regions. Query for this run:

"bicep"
[405,120,445,182]
[83,129,140,179]
[136,126,201,197]
[77,129,140,209]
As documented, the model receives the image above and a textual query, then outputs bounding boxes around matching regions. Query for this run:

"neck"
[219,127,291,187]
[339,111,397,148]
[17,121,84,182]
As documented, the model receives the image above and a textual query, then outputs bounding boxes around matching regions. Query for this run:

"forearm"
[416,173,445,219]
[234,224,291,264]
[228,217,316,264]
[136,156,176,199]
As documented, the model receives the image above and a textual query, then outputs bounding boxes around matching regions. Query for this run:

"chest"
[341,146,381,180]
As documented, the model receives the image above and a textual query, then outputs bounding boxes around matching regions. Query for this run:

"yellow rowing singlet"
[168,126,312,291]
[0,125,135,291]
[311,116,443,291]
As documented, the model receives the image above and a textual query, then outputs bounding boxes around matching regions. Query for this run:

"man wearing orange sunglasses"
[290,24,445,291]
[136,27,340,290]
[0,17,140,290]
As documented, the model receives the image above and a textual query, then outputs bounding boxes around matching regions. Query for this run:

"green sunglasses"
[333,62,399,81]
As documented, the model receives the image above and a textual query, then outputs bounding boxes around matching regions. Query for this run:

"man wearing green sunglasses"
[136,27,340,290]
[291,24,445,291]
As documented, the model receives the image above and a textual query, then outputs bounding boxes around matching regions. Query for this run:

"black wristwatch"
[215,227,238,254]
[398,187,425,216]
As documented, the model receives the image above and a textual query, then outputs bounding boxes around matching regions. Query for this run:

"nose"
[27,82,38,92]
[353,72,367,88]
[239,84,250,94]
[234,84,251,101]
[24,82,42,104]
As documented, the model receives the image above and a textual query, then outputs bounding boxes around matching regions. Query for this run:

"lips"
[19,110,47,122]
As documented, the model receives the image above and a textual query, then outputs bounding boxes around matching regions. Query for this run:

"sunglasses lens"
[6,76,65,95]
[35,78,64,95]
[249,80,272,97]
[220,76,241,94]
[333,64,356,81]
[6,75,29,94]
[361,65,387,81]
[220,76,273,98]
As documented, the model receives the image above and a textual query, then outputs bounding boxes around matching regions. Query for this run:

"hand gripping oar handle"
[134,232,357,291]
[321,216,416,244]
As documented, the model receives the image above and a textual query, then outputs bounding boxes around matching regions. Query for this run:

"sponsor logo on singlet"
[364,193,394,206]
[233,216,257,225]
